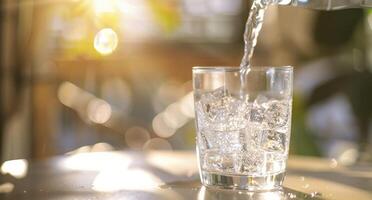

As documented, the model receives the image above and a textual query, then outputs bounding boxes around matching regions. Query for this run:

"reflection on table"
[0,151,371,200]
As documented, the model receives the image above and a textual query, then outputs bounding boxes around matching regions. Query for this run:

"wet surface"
[0,151,371,200]
[162,180,323,200]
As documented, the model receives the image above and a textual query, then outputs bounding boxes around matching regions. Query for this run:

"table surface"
[0,151,371,200]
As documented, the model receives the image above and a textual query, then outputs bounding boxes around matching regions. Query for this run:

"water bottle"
[271,0,372,10]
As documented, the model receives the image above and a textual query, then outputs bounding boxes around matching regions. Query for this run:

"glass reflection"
[197,186,316,200]
[197,187,282,200]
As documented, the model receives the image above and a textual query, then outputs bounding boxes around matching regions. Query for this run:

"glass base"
[201,171,285,191]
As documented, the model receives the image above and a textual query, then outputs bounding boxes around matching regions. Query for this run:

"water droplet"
[310,192,322,198]
[288,193,296,199]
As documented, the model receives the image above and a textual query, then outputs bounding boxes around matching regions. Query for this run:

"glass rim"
[192,66,293,72]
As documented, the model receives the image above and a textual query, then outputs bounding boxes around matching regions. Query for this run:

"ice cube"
[207,87,229,99]
[201,129,241,151]
[247,125,263,147]
[200,88,233,122]
[200,87,230,110]
[203,151,236,173]
[219,155,236,173]
[250,107,265,123]
[265,152,286,173]
[261,130,287,152]
[198,87,248,131]
[265,100,291,129]
[255,94,269,105]
[195,102,207,127]
[203,96,233,122]
[203,151,222,171]
[238,149,266,175]
[241,95,252,120]
[249,95,270,123]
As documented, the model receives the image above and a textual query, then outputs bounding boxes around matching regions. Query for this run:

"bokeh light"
[184,0,208,16]
[329,141,359,166]
[329,158,338,168]
[179,92,195,118]
[58,82,116,125]
[338,148,358,166]
[87,99,112,124]
[152,91,194,138]
[92,169,163,192]
[63,152,131,171]
[1,159,28,179]
[94,28,118,55]
[117,0,143,16]
[101,78,132,116]
[66,143,114,155]
[163,103,188,129]
[208,0,242,15]
[152,113,176,138]
[58,82,81,107]
[65,145,91,155]
[143,138,172,151]
[146,152,198,176]
[92,0,117,15]
[152,80,184,113]
[125,126,151,149]
[91,143,114,152]
[0,183,14,194]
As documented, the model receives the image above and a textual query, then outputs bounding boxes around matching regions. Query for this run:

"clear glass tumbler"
[193,66,293,190]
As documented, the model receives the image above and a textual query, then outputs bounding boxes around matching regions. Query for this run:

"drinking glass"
[193,66,293,190]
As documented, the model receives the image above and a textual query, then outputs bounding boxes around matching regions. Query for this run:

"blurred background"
[0,0,371,166]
